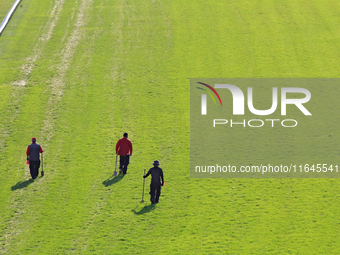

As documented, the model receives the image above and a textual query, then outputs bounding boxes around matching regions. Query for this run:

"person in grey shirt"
[26,137,43,179]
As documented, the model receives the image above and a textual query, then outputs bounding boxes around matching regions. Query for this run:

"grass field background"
[1,0,340,254]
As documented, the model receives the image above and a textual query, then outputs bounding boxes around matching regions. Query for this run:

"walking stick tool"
[141,169,146,203]
[41,153,44,177]
[113,154,118,176]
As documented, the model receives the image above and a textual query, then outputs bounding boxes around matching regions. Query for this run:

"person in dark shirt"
[143,160,164,204]
[26,137,43,179]
[115,133,133,174]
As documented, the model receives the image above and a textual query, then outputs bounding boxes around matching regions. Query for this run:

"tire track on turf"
[41,0,92,146]
[13,0,65,87]
[2,0,93,253]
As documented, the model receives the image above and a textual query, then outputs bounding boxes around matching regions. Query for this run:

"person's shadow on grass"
[11,179,35,191]
[102,174,125,187]
[132,204,156,215]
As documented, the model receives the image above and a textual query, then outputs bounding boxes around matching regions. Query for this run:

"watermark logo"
[196,82,311,128]
[198,83,312,116]
[191,78,339,178]
[196,82,222,115]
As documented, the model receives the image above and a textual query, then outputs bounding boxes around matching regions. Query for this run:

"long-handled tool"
[113,154,118,176]
[141,169,146,203]
[41,153,44,177]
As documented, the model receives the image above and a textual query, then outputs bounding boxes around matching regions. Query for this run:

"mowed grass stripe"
[170,0,340,78]
[0,1,57,253]
[1,0,340,254]
[0,0,95,253]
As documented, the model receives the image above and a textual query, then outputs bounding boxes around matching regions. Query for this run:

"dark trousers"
[29,160,40,179]
[150,183,161,203]
[119,155,130,174]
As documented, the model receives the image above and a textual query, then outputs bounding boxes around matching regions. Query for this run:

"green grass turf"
[0,0,340,254]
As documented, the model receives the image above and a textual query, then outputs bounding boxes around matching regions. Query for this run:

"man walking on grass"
[26,137,43,179]
[115,133,133,174]
[144,160,164,204]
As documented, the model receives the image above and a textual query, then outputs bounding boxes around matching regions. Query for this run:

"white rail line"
[0,0,22,35]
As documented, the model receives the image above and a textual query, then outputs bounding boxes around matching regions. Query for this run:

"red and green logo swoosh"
[196,82,223,106]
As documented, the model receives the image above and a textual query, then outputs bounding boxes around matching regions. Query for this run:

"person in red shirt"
[26,137,43,179]
[115,133,133,174]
